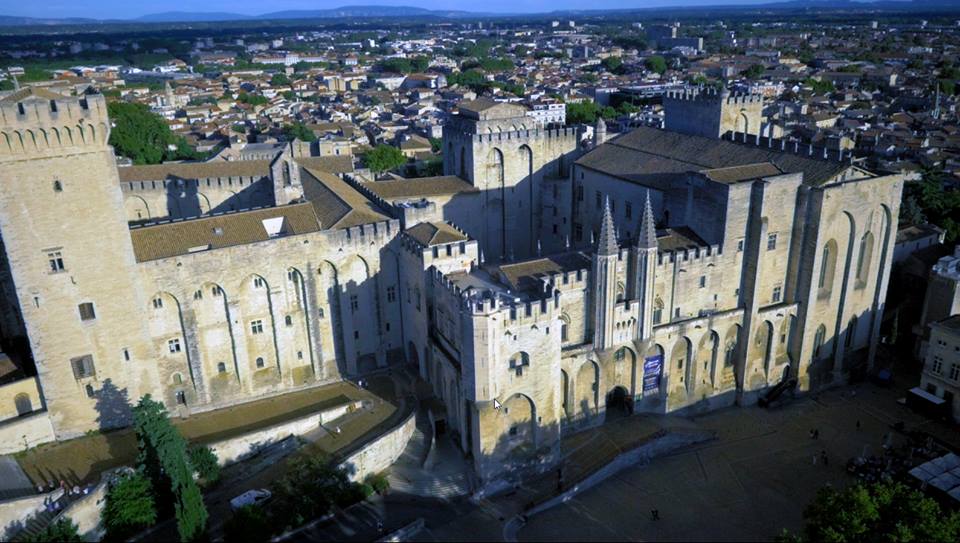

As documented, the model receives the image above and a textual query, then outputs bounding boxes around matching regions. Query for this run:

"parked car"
[230,489,272,510]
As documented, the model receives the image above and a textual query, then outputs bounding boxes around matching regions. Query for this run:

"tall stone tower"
[592,199,620,351]
[442,98,579,262]
[662,87,763,139]
[0,88,157,438]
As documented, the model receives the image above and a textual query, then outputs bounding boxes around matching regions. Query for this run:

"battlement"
[443,124,580,145]
[543,265,591,291]
[725,131,858,165]
[663,86,763,106]
[430,266,562,321]
[657,243,723,267]
[323,218,398,248]
[0,91,110,157]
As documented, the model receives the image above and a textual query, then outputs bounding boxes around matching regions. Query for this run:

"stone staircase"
[11,507,60,542]
[387,409,471,498]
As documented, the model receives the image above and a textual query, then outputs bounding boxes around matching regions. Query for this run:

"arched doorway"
[605,386,632,421]
[14,393,32,416]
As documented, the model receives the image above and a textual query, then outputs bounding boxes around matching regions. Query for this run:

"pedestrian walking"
[813,429,820,439]
[651,509,660,521]
[812,453,818,465]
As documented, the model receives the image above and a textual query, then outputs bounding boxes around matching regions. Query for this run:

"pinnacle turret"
[637,190,657,249]
[598,197,619,256]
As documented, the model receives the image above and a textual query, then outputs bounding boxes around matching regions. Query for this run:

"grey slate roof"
[576,126,853,187]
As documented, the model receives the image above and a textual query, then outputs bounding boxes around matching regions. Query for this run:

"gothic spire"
[636,190,657,249]
[598,197,618,256]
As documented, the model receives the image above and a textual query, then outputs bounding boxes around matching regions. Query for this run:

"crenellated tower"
[0,88,157,438]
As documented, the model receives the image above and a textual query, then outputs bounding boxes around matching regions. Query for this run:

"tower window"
[71,355,96,380]
[285,315,293,326]
[699,276,706,288]
[86,384,95,398]
[123,348,130,361]
[253,277,265,288]
[53,180,63,192]
[47,251,65,273]
[772,286,782,303]
[350,295,359,312]
[78,302,96,321]
[251,320,264,334]
[168,338,181,353]
[767,233,778,251]
[217,362,227,373]
[176,391,187,405]
[386,286,396,303]
[152,297,163,309]
[256,357,265,368]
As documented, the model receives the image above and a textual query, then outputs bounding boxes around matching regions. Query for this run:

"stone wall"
[209,399,364,466]
[339,408,415,482]
[0,491,57,541]
[0,376,43,421]
[0,411,56,454]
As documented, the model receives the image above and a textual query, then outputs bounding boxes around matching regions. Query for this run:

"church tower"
[592,198,619,351]
[0,88,157,438]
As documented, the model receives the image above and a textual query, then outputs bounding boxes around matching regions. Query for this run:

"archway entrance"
[605,386,632,422]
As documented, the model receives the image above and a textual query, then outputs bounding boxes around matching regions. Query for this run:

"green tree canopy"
[22,518,82,543]
[133,396,207,542]
[644,55,668,74]
[566,101,602,124]
[796,481,960,543]
[741,64,766,79]
[282,122,317,142]
[601,56,624,74]
[107,102,200,165]
[188,444,221,486]
[363,145,407,174]
[103,471,157,542]
[902,168,960,241]
[271,453,365,530]
[270,73,290,86]
[224,505,272,543]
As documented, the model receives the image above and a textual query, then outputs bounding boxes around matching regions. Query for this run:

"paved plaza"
[513,382,945,541]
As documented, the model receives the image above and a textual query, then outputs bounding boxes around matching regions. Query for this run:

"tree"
[103,471,157,542]
[107,102,199,165]
[133,396,208,542]
[22,518,82,542]
[794,481,960,542]
[282,122,316,142]
[363,145,407,174]
[270,73,290,86]
[272,453,364,530]
[644,55,668,74]
[223,505,272,543]
[188,444,221,486]
[741,64,766,79]
[601,56,623,74]
[566,101,602,124]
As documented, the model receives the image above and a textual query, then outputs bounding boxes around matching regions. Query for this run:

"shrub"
[188,444,221,486]
[103,471,157,542]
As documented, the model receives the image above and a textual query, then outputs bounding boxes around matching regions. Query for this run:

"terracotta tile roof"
[129,202,321,262]
[496,252,592,295]
[294,155,355,174]
[404,221,469,247]
[360,175,477,200]
[577,126,852,187]
[700,162,784,184]
[300,167,388,230]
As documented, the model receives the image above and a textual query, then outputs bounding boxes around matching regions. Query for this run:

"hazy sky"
[9,0,821,20]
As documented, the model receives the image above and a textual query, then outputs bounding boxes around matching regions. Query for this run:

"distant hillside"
[1,0,959,27]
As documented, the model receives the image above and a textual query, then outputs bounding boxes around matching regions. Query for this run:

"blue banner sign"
[643,354,663,392]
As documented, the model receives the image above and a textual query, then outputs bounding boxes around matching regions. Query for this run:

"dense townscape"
[0,3,959,543]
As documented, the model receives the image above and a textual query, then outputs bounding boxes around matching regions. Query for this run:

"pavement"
[513,381,951,541]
